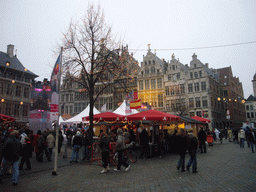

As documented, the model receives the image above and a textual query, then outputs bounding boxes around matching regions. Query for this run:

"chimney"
[7,44,14,58]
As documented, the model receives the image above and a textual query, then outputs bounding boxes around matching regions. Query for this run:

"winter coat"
[198,129,207,142]
[139,129,149,146]
[72,135,82,146]
[46,134,55,148]
[177,135,187,156]
[99,136,109,152]
[187,133,198,150]
[116,135,125,151]
[21,141,33,158]
[248,131,256,142]
[238,129,245,139]
[2,137,22,161]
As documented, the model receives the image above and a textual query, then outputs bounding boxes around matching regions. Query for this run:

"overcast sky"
[1,0,255,99]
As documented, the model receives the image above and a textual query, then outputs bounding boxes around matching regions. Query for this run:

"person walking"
[70,132,82,163]
[186,129,198,173]
[176,128,187,172]
[19,137,33,171]
[198,127,207,153]
[114,129,130,172]
[238,128,245,148]
[248,128,256,153]
[99,132,110,173]
[46,131,55,162]
[0,131,22,186]
[139,127,149,158]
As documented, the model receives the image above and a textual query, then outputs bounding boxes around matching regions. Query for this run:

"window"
[204,111,209,118]
[199,71,202,77]
[66,94,69,102]
[166,100,170,110]
[247,112,250,118]
[69,105,73,114]
[141,71,143,75]
[0,82,3,94]
[202,96,208,107]
[188,84,193,93]
[158,94,163,107]
[194,72,198,78]
[251,112,254,118]
[145,61,147,65]
[70,94,73,102]
[153,60,155,64]
[177,73,180,79]
[15,85,22,97]
[145,68,149,74]
[180,84,185,94]
[190,72,193,79]
[6,83,12,95]
[165,87,169,96]
[151,79,156,89]
[194,83,200,92]
[189,98,194,108]
[62,94,65,102]
[246,105,249,110]
[145,80,150,90]
[157,78,162,89]
[65,105,68,114]
[194,64,197,68]
[22,104,29,116]
[24,87,30,98]
[201,82,206,91]
[196,111,201,117]
[151,67,155,74]
[148,60,151,65]
[139,80,144,90]
[172,65,175,70]
[195,97,201,108]
[250,105,253,110]
[168,74,171,81]
[173,74,176,81]
[13,103,20,116]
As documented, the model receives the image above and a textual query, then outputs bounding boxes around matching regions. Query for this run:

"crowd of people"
[0,121,255,185]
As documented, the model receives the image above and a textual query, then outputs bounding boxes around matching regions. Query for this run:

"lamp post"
[1,99,4,114]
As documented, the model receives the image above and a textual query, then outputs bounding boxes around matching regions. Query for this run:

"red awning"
[190,116,211,123]
[82,112,124,121]
[124,110,180,121]
[0,114,16,122]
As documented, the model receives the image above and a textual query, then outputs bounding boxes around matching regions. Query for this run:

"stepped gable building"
[163,53,224,130]
[245,94,256,127]
[217,66,246,129]
[0,44,38,123]
[137,44,166,111]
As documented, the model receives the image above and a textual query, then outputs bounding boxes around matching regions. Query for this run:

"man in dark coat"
[186,130,198,173]
[139,127,149,158]
[198,127,207,153]
[248,128,256,153]
[0,131,23,186]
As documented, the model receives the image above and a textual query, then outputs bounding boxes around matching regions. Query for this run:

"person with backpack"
[70,132,82,163]
[186,129,198,173]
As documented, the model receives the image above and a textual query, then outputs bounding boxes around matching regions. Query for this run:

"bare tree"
[61,4,138,144]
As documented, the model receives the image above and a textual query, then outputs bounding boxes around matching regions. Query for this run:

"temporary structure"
[191,116,211,123]
[82,112,124,121]
[113,100,138,115]
[124,110,180,121]
[0,114,15,122]
[62,105,100,124]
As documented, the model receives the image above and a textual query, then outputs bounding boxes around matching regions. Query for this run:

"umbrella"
[0,114,16,122]
[82,112,124,121]
[190,116,211,123]
[124,109,180,121]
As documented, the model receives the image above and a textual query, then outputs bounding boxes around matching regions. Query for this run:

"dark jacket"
[187,133,198,150]
[177,135,187,155]
[198,129,207,142]
[139,129,149,146]
[99,136,109,152]
[72,135,82,146]
[21,141,33,158]
[248,131,256,142]
[2,137,22,161]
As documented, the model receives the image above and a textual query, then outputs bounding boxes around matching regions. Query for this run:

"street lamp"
[1,99,4,114]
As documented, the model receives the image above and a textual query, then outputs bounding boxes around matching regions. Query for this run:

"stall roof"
[180,116,205,124]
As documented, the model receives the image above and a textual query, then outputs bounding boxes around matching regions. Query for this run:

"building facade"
[0,44,38,123]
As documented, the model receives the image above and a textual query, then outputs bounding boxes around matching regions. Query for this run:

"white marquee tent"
[113,100,138,115]
[60,105,100,124]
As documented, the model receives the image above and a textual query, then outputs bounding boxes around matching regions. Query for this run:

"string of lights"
[129,41,256,51]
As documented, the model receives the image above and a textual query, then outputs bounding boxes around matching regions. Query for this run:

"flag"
[50,50,62,122]
[100,103,107,112]
[130,99,141,109]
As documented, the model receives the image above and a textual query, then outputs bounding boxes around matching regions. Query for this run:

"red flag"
[133,91,138,100]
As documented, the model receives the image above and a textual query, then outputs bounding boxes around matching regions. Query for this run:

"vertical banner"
[50,51,62,123]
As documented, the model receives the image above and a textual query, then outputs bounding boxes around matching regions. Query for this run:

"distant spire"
[147,44,151,52]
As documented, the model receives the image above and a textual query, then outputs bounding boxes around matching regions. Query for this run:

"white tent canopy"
[59,116,65,125]
[113,100,138,115]
[61,105,100,124]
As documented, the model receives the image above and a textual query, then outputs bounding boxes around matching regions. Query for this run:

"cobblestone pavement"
[0,139,256,192]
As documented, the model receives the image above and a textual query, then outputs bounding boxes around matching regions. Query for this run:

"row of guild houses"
[60,44,246,130]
